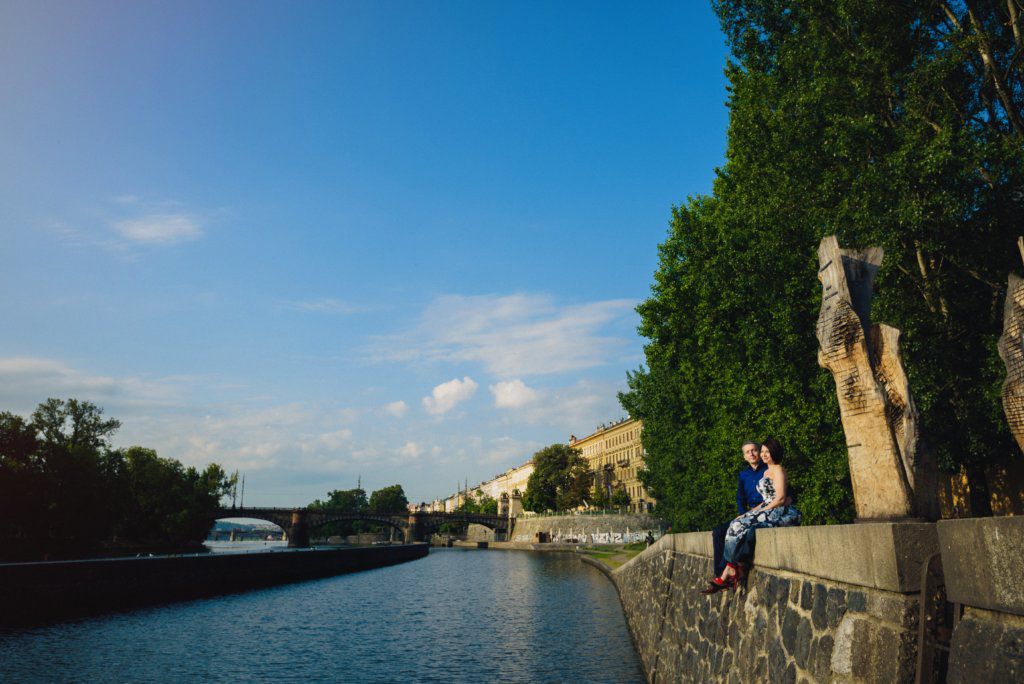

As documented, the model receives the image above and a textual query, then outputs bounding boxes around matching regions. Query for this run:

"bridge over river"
[214,507,509,547]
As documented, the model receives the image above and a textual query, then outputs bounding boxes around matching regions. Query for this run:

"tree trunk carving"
[997,256,1024,455]
[816,236,937,520]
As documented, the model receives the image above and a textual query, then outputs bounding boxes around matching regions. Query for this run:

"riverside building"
[431,460,534,514]
[432,418,653,514]
[570,418,654,512]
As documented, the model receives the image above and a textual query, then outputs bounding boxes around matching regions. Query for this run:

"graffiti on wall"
[513,529,661,544]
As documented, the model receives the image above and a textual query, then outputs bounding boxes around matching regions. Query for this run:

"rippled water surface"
[0,549,643,683]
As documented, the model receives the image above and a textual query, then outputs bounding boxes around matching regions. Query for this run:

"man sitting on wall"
[702,440,765,595]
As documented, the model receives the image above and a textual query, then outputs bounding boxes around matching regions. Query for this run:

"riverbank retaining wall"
[0,543,429,627]
[609,519,1024,682]
[937,517,1024,682]
[511,513,664,544]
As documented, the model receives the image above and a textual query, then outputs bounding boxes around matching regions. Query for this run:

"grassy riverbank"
[577,542,647,570]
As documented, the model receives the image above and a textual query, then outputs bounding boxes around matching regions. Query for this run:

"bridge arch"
[209,514,287,542]
[306,513,408,540]
[212,507,509,546]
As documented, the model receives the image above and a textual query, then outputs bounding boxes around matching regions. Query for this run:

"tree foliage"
[114,447,234,546]
[622,0,1024,531]
[308,487,369,537]
[0,399,233,559]
[522,444,589,512]
[310,487,368,513]
[368,484,409,513]
[610,485,632,508]
[456,490,499,515]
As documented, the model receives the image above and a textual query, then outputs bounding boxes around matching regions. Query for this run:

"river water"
[0,548,644,683]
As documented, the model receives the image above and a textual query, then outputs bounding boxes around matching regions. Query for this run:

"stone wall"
[612,524,935,683]
[938,517,1024,682]
[511,513,664,544]
[466,523,496,542]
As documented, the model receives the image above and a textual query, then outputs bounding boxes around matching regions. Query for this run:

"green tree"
[309,487,368,537]
[31,398,121,452]
[311,487,368,513]
[622,1,1023,530]
[1,399,233,558]
[523,444,589,512]
[610,486,631,508]
[455,490,499,515]
[0,412,44,543]
[113,447,234,546]
[590,482,611,509]
[477,492,498,516]
[31,399,122,551]
[368,484,409,513]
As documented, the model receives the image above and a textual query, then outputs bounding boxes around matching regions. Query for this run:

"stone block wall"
[466,523,496,542]
[938,517,1024,682]
[947,606,1024,683]
[613,525,933,683]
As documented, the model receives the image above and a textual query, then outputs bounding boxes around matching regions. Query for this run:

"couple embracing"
[701,437,801,594]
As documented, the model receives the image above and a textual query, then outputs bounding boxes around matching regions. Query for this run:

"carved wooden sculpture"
[997,237,1024,454]
[816,236,937,520]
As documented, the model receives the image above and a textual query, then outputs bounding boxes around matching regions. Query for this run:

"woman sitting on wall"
[703,437,801,593]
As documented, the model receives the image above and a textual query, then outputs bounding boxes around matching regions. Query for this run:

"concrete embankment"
[0,543,429,626]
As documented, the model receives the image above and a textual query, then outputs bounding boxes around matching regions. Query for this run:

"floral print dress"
[723,473,801,565]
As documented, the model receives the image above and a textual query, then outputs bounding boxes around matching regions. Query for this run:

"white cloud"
[112,213,203,245]
[278,298,365,314]
[382,400,408,418]
[422,376,478,415]
[398,441,421,459]
[316,428,353,451]
[490,379,540,409]
[373,293,637,377]
[0,356,181,411]
[483,436,538,465]
[487,378,624,431]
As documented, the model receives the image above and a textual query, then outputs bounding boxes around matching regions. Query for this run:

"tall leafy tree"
[30,399,122,550]
[622,0,1023,531]
[0,399,233,558]
[456,490,499,515]
[113,447,234,546]
[0,412,45,542]
[309,487,369,537]
[368,484,409,513]
[523,444,589,512]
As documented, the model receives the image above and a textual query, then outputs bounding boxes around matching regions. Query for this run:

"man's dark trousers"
[712,520,730,576]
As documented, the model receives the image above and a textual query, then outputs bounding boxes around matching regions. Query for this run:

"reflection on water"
[0,548,643,683]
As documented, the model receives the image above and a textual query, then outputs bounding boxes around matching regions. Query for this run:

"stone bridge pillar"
[287,508,310,548]
[406,512,425,543]
[508,491,523,540]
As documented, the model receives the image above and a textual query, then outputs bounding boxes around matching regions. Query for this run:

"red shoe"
[700,575,737,595]
[726,562,747,584]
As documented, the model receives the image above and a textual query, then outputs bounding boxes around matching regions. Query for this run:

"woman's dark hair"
[762,437,784,464]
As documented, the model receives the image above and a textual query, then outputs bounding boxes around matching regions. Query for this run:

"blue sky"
[0,2,729,505]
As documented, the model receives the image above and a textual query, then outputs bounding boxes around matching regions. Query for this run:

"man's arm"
[736,473,745,514]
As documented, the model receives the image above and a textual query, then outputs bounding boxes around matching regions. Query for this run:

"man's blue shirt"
[736,463,767,513]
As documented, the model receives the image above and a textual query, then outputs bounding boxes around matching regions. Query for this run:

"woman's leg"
[763,506,801,528]
[728,508,795,574]
[721,513,755,574]
[730,525,757,564]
